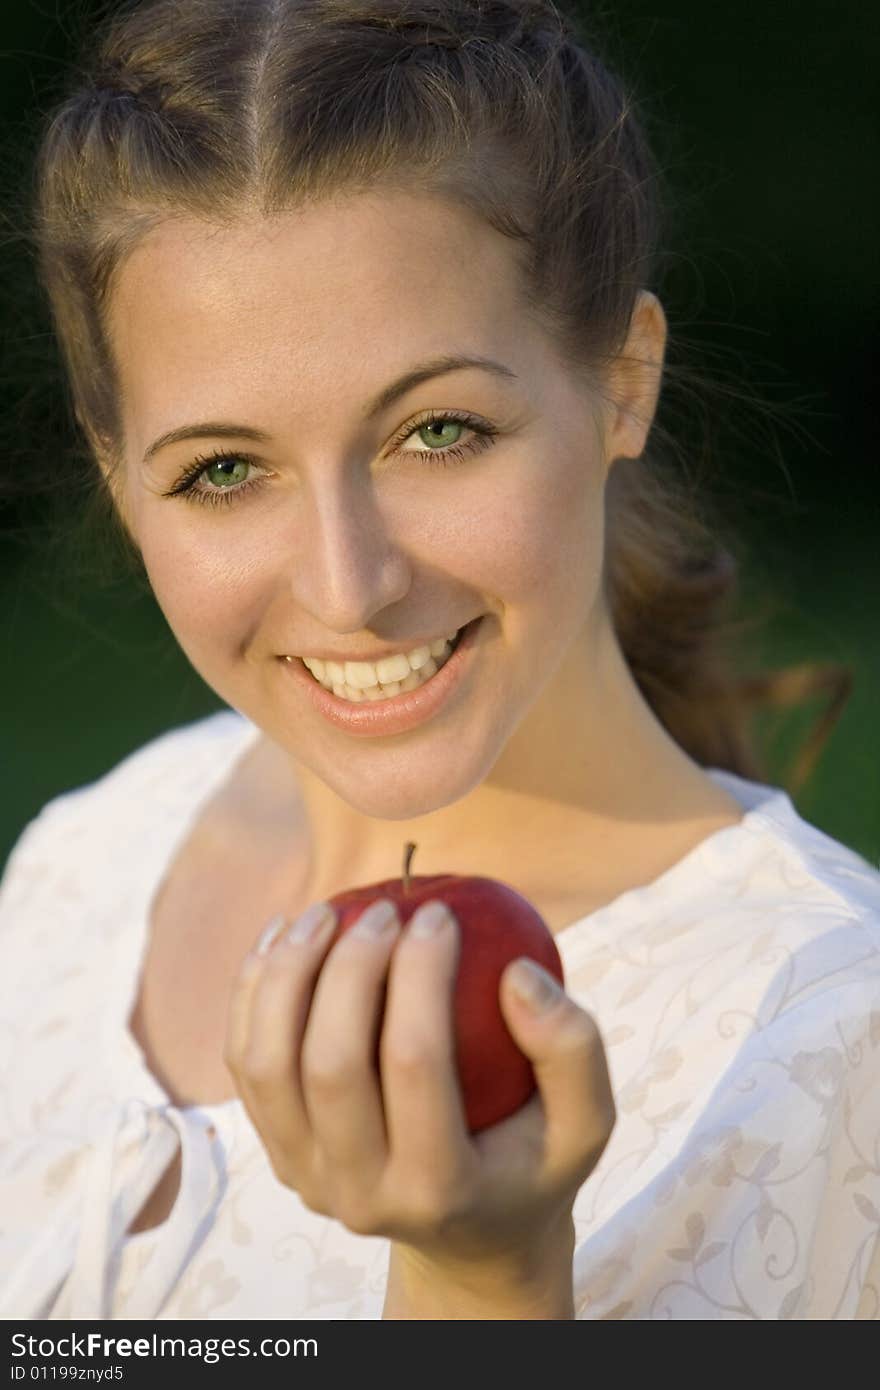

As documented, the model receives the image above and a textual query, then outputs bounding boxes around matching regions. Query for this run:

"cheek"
[136,513,265,654]
[452,449,604,606]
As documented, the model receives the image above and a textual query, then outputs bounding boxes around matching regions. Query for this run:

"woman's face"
[105,191,662,821]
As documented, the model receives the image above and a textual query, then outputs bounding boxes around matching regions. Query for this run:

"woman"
[1,0,878,1320]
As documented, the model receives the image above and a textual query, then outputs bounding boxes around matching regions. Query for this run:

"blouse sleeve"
[0,789,90,949]
[573,913,880,1320]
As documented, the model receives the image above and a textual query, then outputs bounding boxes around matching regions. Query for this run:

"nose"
[289,474,411,633]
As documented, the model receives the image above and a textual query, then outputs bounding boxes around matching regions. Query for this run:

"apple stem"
[403,841,417,894]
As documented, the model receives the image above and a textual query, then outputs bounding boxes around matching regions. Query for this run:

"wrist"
[382,1216,576,1320]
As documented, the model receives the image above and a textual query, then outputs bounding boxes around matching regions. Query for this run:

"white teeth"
[330,683,363,700]
[345,660,383,690]
[375,653,412,684]
[309,643,454,703]
[302,628,463,688]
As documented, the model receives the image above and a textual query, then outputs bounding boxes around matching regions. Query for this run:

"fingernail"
[351,898,400,939]
[286,901,335,944]
[254,912,287,957]
[507,958,562,1011]
[408,900,451,938]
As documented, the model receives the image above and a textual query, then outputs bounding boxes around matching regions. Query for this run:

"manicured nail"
[351,898,400,939]
[507,958,562,1011]
[254,912,287,957]
[286,901,335,944]
[408,900,451,938]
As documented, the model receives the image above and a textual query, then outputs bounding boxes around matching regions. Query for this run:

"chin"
[330,774,473,823]
[319,744,492,822]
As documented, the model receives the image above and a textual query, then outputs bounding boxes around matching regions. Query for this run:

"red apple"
[326,842,565,1134]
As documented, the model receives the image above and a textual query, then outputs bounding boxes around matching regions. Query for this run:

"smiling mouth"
[295,622,472,703]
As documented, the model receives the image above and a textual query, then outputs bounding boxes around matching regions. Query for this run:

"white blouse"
[1,708,878,1320]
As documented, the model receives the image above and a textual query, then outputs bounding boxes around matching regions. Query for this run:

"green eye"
[418,419,464,448]
[205,458,251,487]
[166,411,498,508]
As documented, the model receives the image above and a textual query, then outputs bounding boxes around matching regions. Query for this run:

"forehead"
[107,193,532,441]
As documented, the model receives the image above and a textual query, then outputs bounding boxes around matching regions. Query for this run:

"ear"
[602,289,668,465]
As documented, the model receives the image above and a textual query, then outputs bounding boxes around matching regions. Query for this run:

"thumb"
[499,957,616,1189]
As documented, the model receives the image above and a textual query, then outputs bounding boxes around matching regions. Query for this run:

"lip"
[294,634,461,664]
[279,616,484,737]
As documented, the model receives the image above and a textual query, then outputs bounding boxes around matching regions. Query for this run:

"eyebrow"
[141,354,519,465]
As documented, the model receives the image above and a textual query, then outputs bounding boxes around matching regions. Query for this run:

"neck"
[245,614,742,913]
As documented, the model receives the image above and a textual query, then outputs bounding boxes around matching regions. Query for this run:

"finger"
[233,901,338,1166]
[299,898,401,1183]
[498,958,615,1192]
[224,912,288,1071]
[381,901,473,1190]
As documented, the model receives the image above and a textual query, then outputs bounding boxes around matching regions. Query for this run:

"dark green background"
[1,1,877,873]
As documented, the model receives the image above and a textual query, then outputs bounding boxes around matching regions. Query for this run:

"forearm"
[382,1217,576,1320]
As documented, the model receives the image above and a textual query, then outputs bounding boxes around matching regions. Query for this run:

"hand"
[224,895,615,1306]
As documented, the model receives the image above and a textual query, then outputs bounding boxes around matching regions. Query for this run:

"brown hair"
[28,0,851,794]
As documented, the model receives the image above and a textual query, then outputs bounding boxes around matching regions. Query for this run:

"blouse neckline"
[104,710,795,1134]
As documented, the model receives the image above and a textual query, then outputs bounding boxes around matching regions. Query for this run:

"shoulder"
[0,707,256,907]
[731,775,880,1024]
[572,776,880,1317]
[756,788,878,924]
[565,770,880,1030]
[704,767,880,954]
[574,789,880,1318]
[681,772,880,1073]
